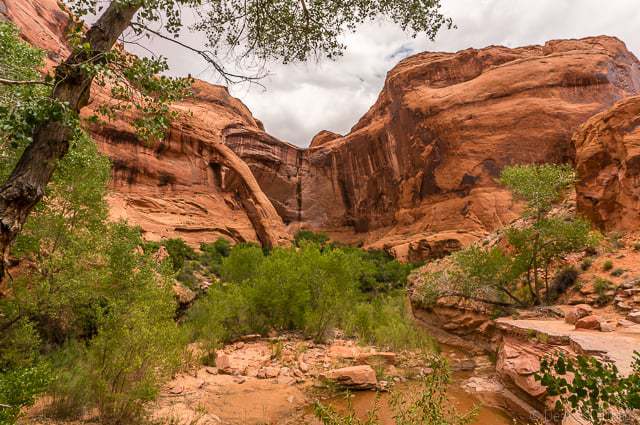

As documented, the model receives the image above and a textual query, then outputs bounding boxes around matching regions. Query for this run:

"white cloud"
[124,0,640,146]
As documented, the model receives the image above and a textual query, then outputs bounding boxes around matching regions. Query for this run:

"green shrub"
[198,238,231,274]
[634,242,640,251]
[602,260,613,271]
[162,238,197,271]
[593,277,613,306]
[349,248,415,293]
[580,257,592,271]
[219,243,264,283]
[188,243,426,348]
[44,225,185,422]
[344,295,435,352]
[0,364,53,424]
[294,230,329,247]
[610,268,625,277]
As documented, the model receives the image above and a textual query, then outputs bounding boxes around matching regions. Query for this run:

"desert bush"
[162,238,197,271]
[219,243,264,283]
[611,268,625,277]
[43,225,185,422]
[0,363,53,424]
[346,248,415,293]
[593,277,613,306]
[602,260,614,271]
[294,229,330,247]
[345,295,435,351]
[190,243,361,343]
[580,257,593,271]
[199,238,231,274]
[548,266,579,301]
[188,242,426,350]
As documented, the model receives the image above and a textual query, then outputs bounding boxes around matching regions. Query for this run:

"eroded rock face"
[574,95,640,231]
[235,37,640,259]
[5,0,290,248]
[9,0,640,257]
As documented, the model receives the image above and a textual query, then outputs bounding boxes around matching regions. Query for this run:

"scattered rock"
[599,321,616,332]
[322,365,377,390]
[153,245,170,263]
[564,304,593,324]
[328,345,358,359]
[618,319,637,327]
[574,315,601,330]
[257,366,281,379]
[452,359,476,371]
[172,282,196,306]
[627,311,640,324]
[462,376,504,393]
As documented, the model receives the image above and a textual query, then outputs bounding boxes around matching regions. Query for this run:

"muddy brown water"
[322,379,517,425]
[306,343,521,425]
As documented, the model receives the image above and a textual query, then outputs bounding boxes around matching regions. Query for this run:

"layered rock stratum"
[6,0,640,258]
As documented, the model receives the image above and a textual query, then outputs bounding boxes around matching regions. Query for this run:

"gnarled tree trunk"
[0,2,140,281]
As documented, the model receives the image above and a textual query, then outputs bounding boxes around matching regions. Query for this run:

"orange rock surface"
[574,95,640,231]
[7,0,640,257]
[3,0,290,248]
[240,38,640,258]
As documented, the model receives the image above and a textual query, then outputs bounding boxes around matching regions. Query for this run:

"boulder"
[328,345,359,359]
[627,311,640,324]
[599,321,616,332]
[322,366,377,390]
[574,315,602,330]
[564,304,593,325]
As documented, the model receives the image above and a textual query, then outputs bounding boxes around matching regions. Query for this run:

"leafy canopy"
[420,164,598,307]
[500,163,575,218]
[537,352,640,425]
[0,24,184,424]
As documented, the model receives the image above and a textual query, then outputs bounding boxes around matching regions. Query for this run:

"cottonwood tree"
[419,164,599,308]
[0,0,452,280]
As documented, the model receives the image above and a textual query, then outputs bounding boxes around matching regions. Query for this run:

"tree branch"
[0,78,50,86]
[129,22,267,85]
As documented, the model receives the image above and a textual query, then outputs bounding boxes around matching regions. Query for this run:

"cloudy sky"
[126,1,640,146]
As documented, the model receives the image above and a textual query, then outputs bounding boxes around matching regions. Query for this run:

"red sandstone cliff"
[237,38,640,260]
[7,0,640,258]
[574,95,640,231]
[3,0,290,248]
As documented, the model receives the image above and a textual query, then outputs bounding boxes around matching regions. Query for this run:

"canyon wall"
[3,0,290,248]
[574,95,640,231]
[238,38,640,259]
[6,0,640,257]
